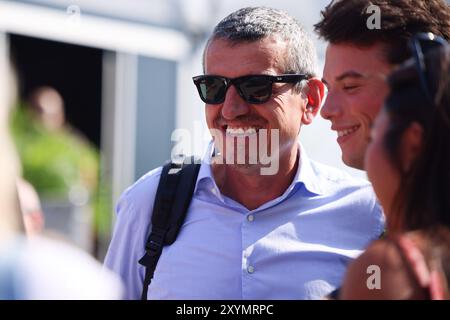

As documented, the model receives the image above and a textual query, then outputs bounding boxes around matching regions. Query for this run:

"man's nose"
[320,90,341,121]
[221,85,250,120]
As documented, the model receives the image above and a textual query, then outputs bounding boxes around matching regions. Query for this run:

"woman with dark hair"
[340,35,450,299]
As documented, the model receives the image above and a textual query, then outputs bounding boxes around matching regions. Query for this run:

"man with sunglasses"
[315,0,450,170]
[105,7,384,300]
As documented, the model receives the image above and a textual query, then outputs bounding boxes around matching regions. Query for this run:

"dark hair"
[383,46,450,232]
[314,0,450,64]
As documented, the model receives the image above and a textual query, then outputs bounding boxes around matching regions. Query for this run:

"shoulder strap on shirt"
[138,156,201,300]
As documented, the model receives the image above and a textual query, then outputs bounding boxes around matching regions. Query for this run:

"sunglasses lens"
[196,77,227,104]
[239,77,272,104]
[193,74,293,104]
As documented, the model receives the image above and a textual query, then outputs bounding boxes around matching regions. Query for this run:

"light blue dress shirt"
[104,142,384,300]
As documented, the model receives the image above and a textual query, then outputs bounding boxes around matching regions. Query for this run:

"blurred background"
[0,0,369,261]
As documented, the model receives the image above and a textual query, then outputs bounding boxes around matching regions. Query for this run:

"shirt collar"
[194,140,324,196]
[194,141,218,193]
[294,143,324,195]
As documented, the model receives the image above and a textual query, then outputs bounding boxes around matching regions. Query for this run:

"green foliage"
[93,177,113,238]
[10,103,112,237]
[11,104,98,196]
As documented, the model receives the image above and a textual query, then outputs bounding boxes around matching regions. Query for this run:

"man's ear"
[401,121,423,172]
[302,78,326,125]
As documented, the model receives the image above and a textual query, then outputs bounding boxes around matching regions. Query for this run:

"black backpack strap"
[138,156,201,300]
[327,287,340,300]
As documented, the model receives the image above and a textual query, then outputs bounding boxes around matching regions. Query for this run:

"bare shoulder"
[340,238,420,299]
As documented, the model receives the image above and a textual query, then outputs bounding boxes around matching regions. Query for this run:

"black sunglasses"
[192,74,309,105]
[409,32,448,107]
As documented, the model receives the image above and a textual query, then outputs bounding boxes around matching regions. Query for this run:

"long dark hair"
[384,46,450,232]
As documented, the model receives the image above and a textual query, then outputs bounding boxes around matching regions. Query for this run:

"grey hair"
[202,6,318,86]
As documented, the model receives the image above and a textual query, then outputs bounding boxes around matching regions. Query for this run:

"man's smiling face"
[321,42,393,170]
[203,37,309,172]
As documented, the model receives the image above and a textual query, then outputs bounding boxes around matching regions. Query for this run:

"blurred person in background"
[0,62,122,300]
[341,36,450,299]
[10,84,111,255]
[12,85,99,205]
[16,177,45,236]
[28,86,65,132]
[0,59,23,244]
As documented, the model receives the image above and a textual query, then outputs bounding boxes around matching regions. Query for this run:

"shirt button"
[247,214,254,222]
[247,266,255,274]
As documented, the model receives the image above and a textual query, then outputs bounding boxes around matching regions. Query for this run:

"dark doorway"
[9,34,107,258]
[9,34,103,147]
